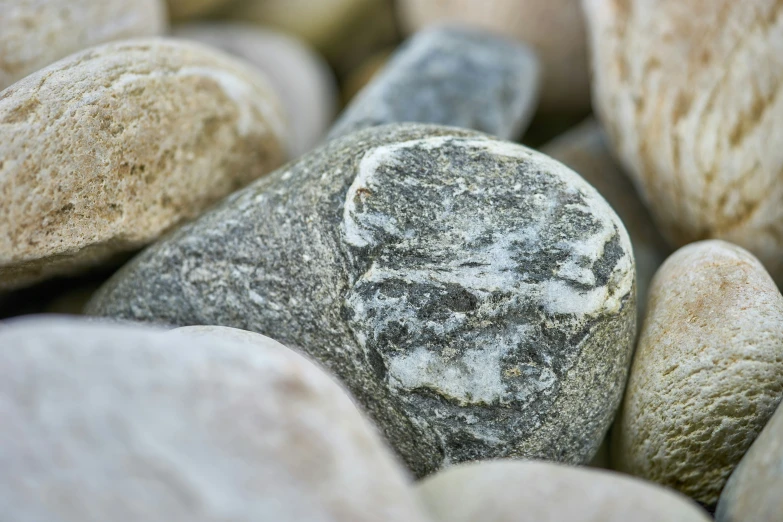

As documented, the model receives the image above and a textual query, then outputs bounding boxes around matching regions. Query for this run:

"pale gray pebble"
[328,25,540,141]
[0,317,428,522]
[87,123,636,477]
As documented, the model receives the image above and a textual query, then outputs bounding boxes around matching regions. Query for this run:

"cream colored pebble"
[0,0,168,91]
[583,0,783,282]
[0,38,288,291]
[612,240,783,507]
[397,0,590,113]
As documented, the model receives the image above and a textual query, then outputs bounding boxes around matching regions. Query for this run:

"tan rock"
[0,0,168,92]
[612,240,783,507]
[166,0,230,21]
[172,23,338,157]
[0,38,288,291]
[342,48,393,104]
[583,0,783,282]
[0,317,429,521]
[417,460,711,522]
[397,0,589,113]
[542,118,670,318]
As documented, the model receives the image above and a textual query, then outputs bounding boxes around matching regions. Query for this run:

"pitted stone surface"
[328,26,539,141]
[88,123,636,475]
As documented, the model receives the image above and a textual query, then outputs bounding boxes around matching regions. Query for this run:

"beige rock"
[0,317,429,521]
[716,400,783,522]
[342,48,393,104]
[172,23,338,157]
[612,240,783,507]
[166,0,230,21]
[583,0,783,282]
[397,0,589,113]
[0,0,168,92]
[542,118,670,318]
[417,460,711,522]
[0,38,288,291]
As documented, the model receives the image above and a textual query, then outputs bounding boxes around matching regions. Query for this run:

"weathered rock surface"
[0,317,428,522]
[542,118,670,318]
[329,26,539,141]
[613,240,783,507]
[0,38,287,291]
[716,400,783,522]
[397,0,589,113]
[87,123,636,476]
[417,460,712,522]
[172,23,338,157]
[0,0,168,91]
[583,0,783,282]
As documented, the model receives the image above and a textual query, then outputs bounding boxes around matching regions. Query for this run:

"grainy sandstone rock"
[0,317,427,522]
[542,118,670,317]
[172,23,338,157]
[329,26,539,141]
[0,38,287,291]
[0,0,168,91]
[613,240,783,507]
[417,460,712,522]
[166,0,229,20]
[716,401,783,522]
[87,123,636,476]
[583,0,783,282]
[397,0,589,113]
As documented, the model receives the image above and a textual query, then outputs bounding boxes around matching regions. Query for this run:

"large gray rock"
[328,26,540,141]
[87,123,637,476]
[0,317,428,522]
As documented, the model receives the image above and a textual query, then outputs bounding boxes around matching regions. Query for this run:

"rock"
[342,48,393,104]
[329,26,540,142]
[0,317,428,522]
[0,0,168,91]
[0,38,287,291]
[612,240,783,507]
[716,400,783,522]
[588,435,610,469]
[166,0,230,20]
[542,118,670,318]
[87,122,636,476]
[417,460,712,522]
[171,23,338,157]
[583,0,783,282]
[397,0,589,114]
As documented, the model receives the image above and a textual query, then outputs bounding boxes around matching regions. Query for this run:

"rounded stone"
[612,240,783,507]
[171,23,338,157]
[417,460,712,522]
[0,317,428,522]
[0,0,168,91]
[583,0,783,282]
[87,123,636,476]
[166,0,230,20]
[716,401,783,522]
[0,38,288,291]
[397,0,589,113]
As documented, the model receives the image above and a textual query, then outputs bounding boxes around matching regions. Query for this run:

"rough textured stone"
[0,38,287,291]
[0,0,168,91]
[397,0,589,113]
[0,317,428,522]
[583,0,783,282]
[166,0,230,20]
[542,118,670,318]
[329,26,539,141]
[172,23,338,157]
[417,460,712,522]
[613,240,783,508]
[87,123,636,476]
[716,400,783,522]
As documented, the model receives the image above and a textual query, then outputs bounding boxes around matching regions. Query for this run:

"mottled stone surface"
[88,123,636,476]
[0,317,427,522]
[717,400,783,522]
[328,26,539,141]
[613,240,783,508]
[417,460,712,522]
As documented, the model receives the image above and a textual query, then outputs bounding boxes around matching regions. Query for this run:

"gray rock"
[87,123,636,476]
[328,26,540,141]
[0,317,428,522]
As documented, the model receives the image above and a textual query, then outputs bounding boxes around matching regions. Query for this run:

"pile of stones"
[1,1,782,521]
